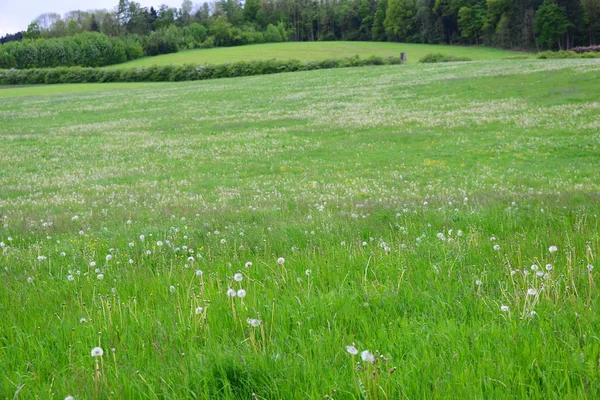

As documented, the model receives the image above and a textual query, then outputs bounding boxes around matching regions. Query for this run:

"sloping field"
[108,41,523,68]
[1,59,599,399]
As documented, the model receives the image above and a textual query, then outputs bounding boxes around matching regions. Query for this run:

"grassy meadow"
[107,41,523,69]
[1,58,599,399]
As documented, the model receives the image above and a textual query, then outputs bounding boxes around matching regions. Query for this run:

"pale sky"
[0,0,183,36]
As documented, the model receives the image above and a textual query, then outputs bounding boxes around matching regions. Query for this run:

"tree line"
[1,0,599,69]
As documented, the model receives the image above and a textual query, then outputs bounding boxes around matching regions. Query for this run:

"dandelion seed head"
[91,347,104,357]
[195,270,203,277]
[501,305,510,312]
[493,245,500,251]
[345,345,359,355]
[245,261,252,268]
[195,307,203,315]
[527,288,537,296]
[549,246,558,253]
[277,257,285,265]
[237,289,246,298]
[234,273,243,282]
[361,350,375,363]
[227,288,236,297]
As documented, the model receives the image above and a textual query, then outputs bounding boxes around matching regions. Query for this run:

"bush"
[537,50,600,59]
[0,55,404,86]
[419,53,472,63]
[0,32,142,69]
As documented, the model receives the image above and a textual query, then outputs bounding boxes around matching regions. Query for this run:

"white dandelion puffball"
[237,289,247,298]
[67,275,75,281]
[493,245,500,251]
[105,255,112,261]
[245,261,252,268]
[277,257,285,265]
[195,307,203,315]
[234,273,243,282]
[89,261,96,267]
[220,239,226,244]
[345,345,359,355]
[157,241,163,246]
[195,270,203,277]
[305,269,312,276]
[227,288,237,297]
[360,350,375,363]
[531,264,539,271]
[139,235,145,241]
[527,288,538,296]
[169,285,176,293]
[97,274,104,280]
[549,246,558,253]
[587,264,594,272]
[546,264,553,271]
[27,277,34,284]
[475,280,482,286]
[501,305,510,312]
[91,347,104,357]
[247,318,262,327]
[65,396,75,400]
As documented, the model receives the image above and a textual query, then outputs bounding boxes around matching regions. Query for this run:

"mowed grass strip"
[107,41,523,69]
[0,58,599,399]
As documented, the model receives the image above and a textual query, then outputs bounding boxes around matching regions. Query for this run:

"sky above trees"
[0,0,181,36]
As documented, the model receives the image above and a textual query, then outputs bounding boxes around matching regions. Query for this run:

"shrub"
[537,50,600,59]
[419,53,472,63]
[0,55,405,86]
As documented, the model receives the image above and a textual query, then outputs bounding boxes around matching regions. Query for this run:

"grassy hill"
[1,59,599,399]
[107,41,524,68]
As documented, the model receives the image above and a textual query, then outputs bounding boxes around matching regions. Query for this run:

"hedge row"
[537,50,600,59]
[0,56,401,85]
[419,53,472,63]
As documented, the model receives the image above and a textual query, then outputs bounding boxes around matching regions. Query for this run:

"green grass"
[0,82,158,98]
[1,59,599,399]
[107,41,524,69]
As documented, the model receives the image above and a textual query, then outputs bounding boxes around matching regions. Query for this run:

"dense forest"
[1,0,599,69]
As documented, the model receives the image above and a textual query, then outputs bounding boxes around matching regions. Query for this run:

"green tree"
[534,0,571,49]
[458,5,484,44]
[24,22,42,39]
[244,0,261,22]
[372,0,388,40]
[384,0,417,41]
[581,0,600,44]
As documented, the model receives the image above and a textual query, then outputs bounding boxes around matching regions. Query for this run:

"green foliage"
[419,52,472,62]
[264,24,283,42]
[537,50,600,58]
[384,0,417,42]
[0,56,402,85]
[534,0,572,50]
[0,33,141,69]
